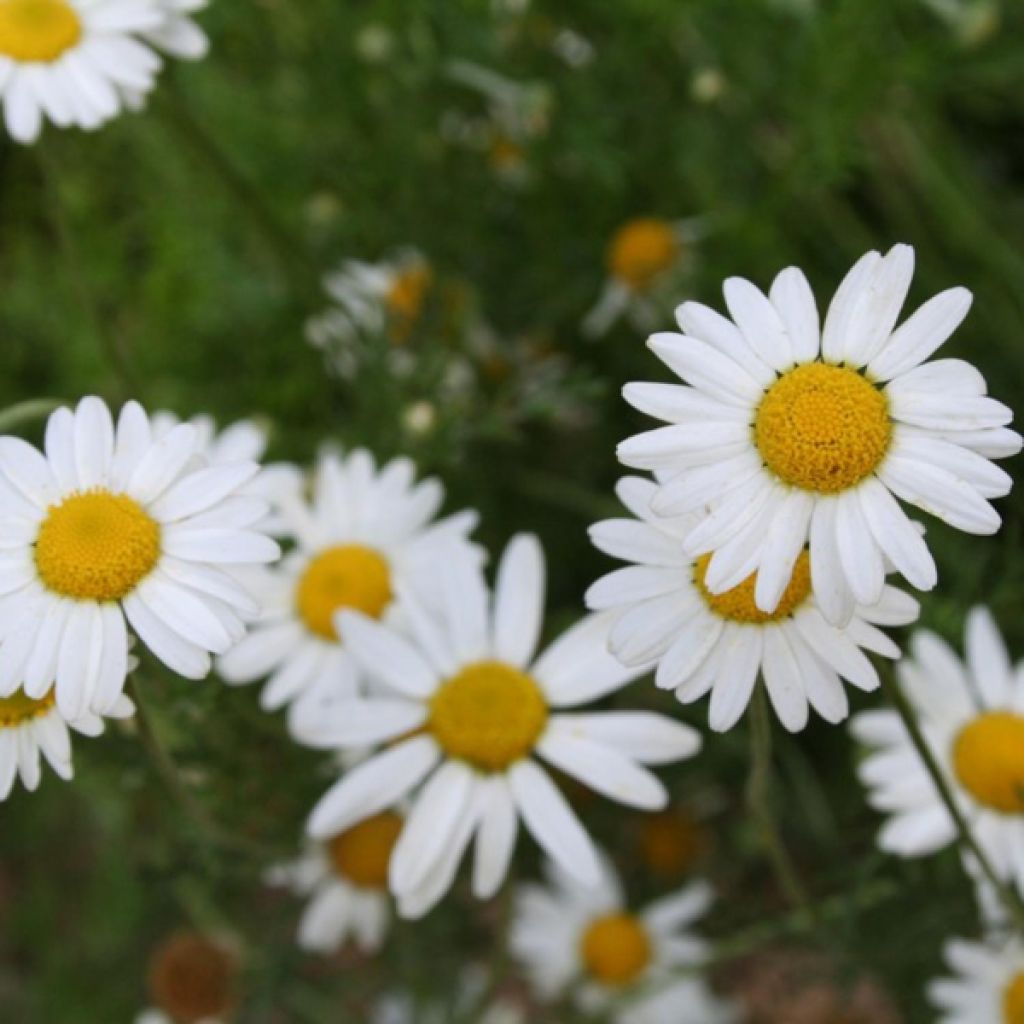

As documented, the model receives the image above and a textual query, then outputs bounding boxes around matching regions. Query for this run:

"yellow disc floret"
[35,490,161,602]
[0,688,54,727]
[295,544,393,641]
[580,913,653,986]
[695,550,811,624]
[429,660,548,772]
[755,363,892,494]
[607,218,678,292]
[953,713,1024,814]
[386,265,432,342]
[327,811,403,889]
[0,0,81,62]
[1004,972,1024,1024]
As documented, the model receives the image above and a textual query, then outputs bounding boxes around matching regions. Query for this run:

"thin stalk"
[746,684,817,924]
[156,82,320,304]
[0,398,63,433]
[35,146,139,401]
[877,670,1024,934]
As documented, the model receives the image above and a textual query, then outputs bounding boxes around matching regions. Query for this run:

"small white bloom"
[266,811,403,955]
[0,0,166,143]
[928,934,1024,1022]
[852,607,1024,897]
[0,397,280,719]
[299,534,701,918]
[618,244,1021,624]
[589,476,918,731]
[510,856,735,1024]
[216,448,479,718]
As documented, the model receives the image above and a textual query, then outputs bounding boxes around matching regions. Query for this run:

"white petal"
[723,276,792,370]
[472,775,518,899]
[769,266,820,363]
[545,711,700,764]
[491,534,545,669]
[336,611,438,699]
[708,629,763,731]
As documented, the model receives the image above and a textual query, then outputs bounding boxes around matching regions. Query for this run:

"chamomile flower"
[583,217,702,338]
[299,534,701,918]
[510,858,735,1024]
[0,0,166,144]
[618,245,1021,625]
[851,607,1024,895]
[137,932,238,1024]
[0,396,280,720]
[0,685,133,800]
[266,811,403,955]
[928,935,1024,1023]
[588,476,919,731]
[216,448,479,714]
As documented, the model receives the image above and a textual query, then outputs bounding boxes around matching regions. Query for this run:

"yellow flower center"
[755,363,892,494]
[326,811,403,890]
[148,932,237,1024]
[580,913,652,986]
[607,218,678,292]
[295,544,393,642]
[428,660,548,772]
[0,0,81,63]
[639,809,709,879]
[0,688,54,727]
[953,713,1024,814]
[695,550,812,624]
[386,265,432,342]
[1004,972,1024,1024]
[35,490,161,602]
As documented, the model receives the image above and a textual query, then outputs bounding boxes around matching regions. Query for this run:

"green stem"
[0,398,63,433]
[746,684,817,924]
[877,670,1024,934]
[156,82,320,304]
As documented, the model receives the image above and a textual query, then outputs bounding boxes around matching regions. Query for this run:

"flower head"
[139,931,238,1024]
[298,534,701,918]
[618,245,1020,624]
[928,935,1024,1023]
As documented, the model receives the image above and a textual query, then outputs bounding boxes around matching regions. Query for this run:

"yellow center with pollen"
[1004,973,1024,1023]
[953,713,1024,814]
[695,550,812,624]
[755,363,892,494]
[295,544,393,641]
[0,0,81,62]
[327,811,403,889]
[386,265,432,342]
[428,660,548,772]
[0,688,54,727]
[35,491,161,602]
[608,218,678,292]
[580,913,652,986]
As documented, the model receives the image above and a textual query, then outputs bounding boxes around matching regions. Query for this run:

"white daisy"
[851,607,1024,896]
[0,396,281,720]
[588,476,919,731]
[298,534,701,919]
[0,684,132,800]
[0,0,166,144]
[266,810,402,955]
[142,0,208,60]
[216,447,479,715]
[583,217,702,338]
[927,935,1024,1023]
[618,244,1021,625]
[510,856,735,1024]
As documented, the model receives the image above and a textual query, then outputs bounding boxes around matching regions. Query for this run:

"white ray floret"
[298,534,701,919]
[0,396,281,719]
[618,244,1020,625]
[588,476,918,732]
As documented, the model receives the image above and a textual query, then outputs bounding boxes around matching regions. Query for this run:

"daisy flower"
[927,935,1024,1023]
[588,476,919,731]
[298,534,701,919]
[510,857,735,1024]
[137,931,238,1024]
[0,0,166,144]
[583,217,702,338]
[0,396,281,720]
[0,684,133,800]
[618,244,1021,625]
[266,811,403,955]
[216,448,479,714]
[851,607,1024,895]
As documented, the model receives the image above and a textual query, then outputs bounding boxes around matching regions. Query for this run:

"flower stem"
[746,684,817,924]
[0,398,63,433]
[877,669,1024,933]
